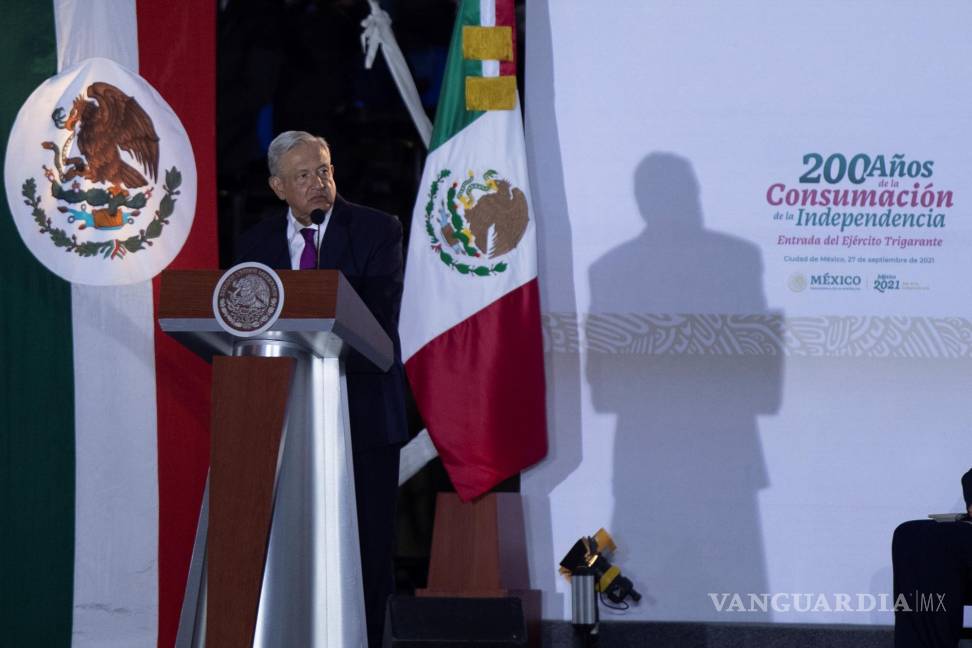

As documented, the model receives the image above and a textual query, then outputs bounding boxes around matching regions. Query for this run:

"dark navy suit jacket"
[236,195,409,451]
[964,468,972,511]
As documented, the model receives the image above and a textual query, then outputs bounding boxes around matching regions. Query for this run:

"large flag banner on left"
[399,0,547,501]
[0,2,215,646]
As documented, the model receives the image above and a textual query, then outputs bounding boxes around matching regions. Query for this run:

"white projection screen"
[522,0,972,625]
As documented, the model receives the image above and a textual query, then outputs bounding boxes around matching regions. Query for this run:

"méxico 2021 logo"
[4,57,197,286]
[423,168,529,276]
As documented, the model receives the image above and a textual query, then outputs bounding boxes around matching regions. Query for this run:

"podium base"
[176,345,367,648]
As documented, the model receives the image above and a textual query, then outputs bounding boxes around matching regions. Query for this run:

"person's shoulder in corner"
[963,467,972,516]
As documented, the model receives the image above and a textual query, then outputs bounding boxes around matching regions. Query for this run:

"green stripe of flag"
[0,2,76,646]
[429,0,484,151]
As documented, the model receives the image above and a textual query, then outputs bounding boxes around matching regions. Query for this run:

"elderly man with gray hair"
[238,130,409,647]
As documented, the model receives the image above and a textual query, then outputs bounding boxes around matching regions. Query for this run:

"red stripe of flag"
[495,0,516,77]
[136,2,217,646]
[405,280,547,501]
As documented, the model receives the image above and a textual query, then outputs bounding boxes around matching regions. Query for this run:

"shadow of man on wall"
[586,152,783,621]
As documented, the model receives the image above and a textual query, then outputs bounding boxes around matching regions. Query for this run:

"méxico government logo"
[787,272,808,292]
[212,262,284,338]
[423,168,529,276]
[3,57,196,285]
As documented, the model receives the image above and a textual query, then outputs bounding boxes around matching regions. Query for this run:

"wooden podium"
[159,269,392,648]
[418,493,542,648]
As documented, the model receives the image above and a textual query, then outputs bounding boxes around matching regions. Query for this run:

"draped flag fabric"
[0,1,215,646]
[399,0,547,501]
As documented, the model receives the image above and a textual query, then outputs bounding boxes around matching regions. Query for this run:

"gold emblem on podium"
[213,262,284,337]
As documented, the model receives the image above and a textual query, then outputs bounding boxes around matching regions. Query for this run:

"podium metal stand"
[159,269,392,648]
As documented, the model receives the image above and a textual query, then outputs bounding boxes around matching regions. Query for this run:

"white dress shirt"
[285,207,332,270]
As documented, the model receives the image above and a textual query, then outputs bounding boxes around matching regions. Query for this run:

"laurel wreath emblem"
[424,168,509,277]
[21,167,182,260]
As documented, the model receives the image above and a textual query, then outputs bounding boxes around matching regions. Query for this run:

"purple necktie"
[299,227,317,270]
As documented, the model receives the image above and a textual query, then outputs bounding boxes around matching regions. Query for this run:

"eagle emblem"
[213,263,285,338]
[47,81,160,191]
[37,81,165,236]
[423,168,529,276]
[4,57,197,285]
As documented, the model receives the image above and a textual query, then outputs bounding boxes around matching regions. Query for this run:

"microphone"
[310,209,327,269]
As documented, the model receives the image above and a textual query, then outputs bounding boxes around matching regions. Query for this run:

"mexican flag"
[400,0,547,501]
[0,2,214,646]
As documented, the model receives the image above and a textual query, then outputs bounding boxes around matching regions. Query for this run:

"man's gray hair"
[267,131,330,176]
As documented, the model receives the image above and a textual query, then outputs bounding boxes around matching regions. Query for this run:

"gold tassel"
[465,76,516,111]
[462,25,513,61]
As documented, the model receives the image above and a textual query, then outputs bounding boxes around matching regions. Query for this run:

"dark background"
[217,0,524,593]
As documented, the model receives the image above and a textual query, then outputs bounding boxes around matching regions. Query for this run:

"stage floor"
[540,620,897,648]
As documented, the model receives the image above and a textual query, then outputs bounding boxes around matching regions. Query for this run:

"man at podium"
[892,468,972,648]
[237,130,409,647]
